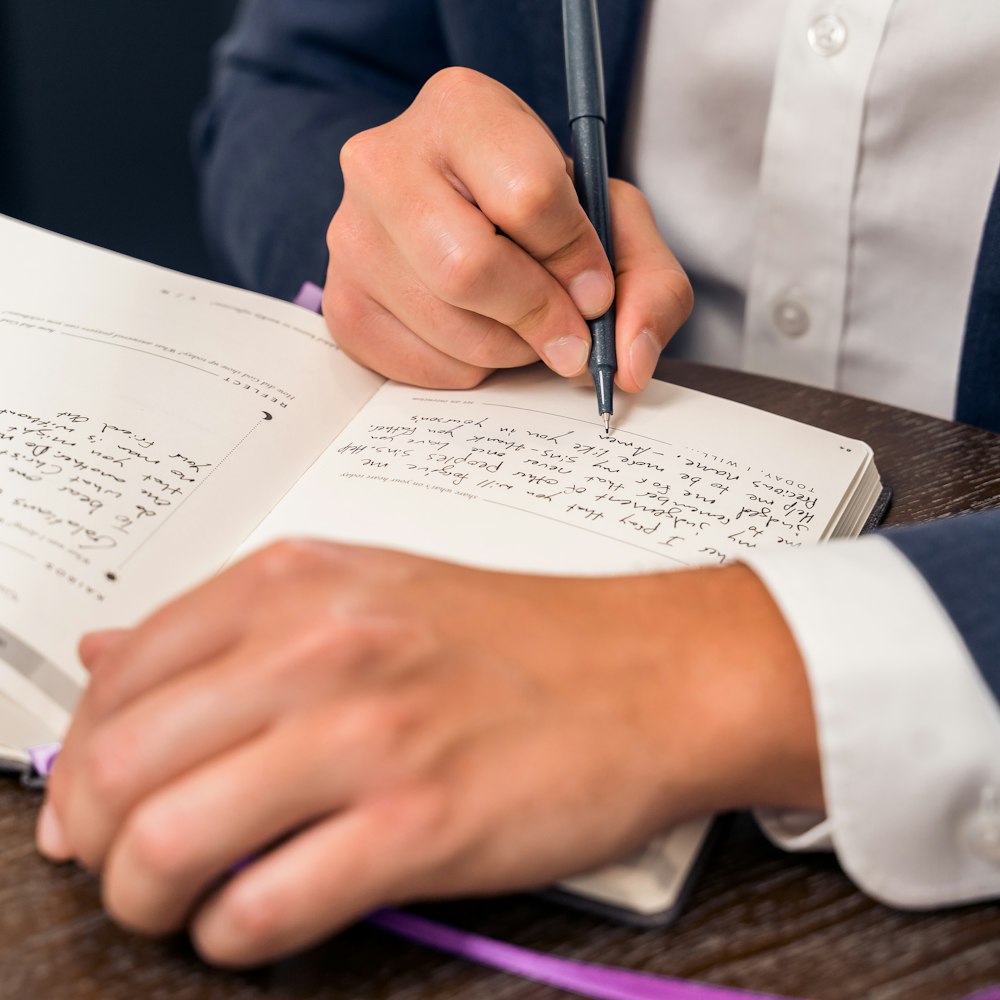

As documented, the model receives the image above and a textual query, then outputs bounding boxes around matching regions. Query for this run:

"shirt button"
[772,297,811,338]
[808,14,848,57]
[961,788,1000,864]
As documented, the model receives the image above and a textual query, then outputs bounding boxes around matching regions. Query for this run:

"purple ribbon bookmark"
[367,909,786,1000]
[26,733,1000,998]
[292,280,324,313]
[30,744,784,998]
[28,742,60,779]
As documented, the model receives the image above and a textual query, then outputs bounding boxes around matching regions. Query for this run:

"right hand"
[324,68,692,392]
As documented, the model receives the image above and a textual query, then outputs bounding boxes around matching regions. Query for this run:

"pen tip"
[603,412,611,434]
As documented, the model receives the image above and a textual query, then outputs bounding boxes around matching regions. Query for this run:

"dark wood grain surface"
[3,360,999,1000]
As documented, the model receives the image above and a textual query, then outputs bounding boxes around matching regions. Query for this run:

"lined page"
[0,217,383,731]
[245,366,872,576]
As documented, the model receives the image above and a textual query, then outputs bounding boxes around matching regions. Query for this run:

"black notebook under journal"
[0,216,888,925]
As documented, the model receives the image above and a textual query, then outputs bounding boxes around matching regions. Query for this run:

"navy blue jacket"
[196,0,1000,700]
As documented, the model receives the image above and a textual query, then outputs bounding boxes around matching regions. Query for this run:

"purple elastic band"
[292,281,324,313]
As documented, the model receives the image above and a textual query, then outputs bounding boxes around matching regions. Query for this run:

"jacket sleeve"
[888,508,1000,701]
[194,0,451,299]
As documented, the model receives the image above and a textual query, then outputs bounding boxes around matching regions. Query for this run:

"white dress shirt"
[625,0,1000,906]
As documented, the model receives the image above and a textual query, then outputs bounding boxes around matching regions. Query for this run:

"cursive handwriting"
[332,399,831,566]
[0,404,214,598]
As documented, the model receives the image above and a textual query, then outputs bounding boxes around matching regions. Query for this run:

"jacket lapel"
[957,161,1000,434]
[595,0,646,169]
[437,0,646,165]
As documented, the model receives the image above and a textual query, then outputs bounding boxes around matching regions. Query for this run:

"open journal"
[0,215,885,924]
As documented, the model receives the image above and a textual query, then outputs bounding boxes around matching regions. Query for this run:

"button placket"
[742,1,896,389]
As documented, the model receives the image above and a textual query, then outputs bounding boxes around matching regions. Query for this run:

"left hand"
[37,540,819,966]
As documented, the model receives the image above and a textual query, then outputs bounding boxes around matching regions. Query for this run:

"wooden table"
[3,360,999,1000]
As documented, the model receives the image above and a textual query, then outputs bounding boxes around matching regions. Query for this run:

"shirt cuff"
[740,535,1000,908]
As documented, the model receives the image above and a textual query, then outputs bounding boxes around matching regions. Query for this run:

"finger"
[53,644,273,871]
[326,225,538,375]
[44,638,273,869]
[54,566,435,871]
[189,790,442,966]
[324,280,497,388]
[341,81,598,379]
[78,629,129,673]
[408,68,614,319]
[48,543,334,854]
[35,800,71,861]
[377,288,540,372]
[382,169,594,377]
[66,540,338,735]
[608,180,693,393]
[99,718,332,936]
[100,676,450,938]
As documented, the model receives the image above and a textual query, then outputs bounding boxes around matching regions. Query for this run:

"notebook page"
[244,366,872,576]
[0,218,383,732]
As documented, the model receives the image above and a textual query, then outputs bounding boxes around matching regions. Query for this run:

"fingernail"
[568,270,613,318]
[36,802,70,860]
[543,335,590,377]
[629,328,662,389]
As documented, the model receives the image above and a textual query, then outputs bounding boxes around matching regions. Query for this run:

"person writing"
[36,1,1000,968]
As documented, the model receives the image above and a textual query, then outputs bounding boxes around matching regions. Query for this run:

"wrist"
[623,564,823,821]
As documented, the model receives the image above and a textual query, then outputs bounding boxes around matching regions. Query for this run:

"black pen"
[562,0,616,433]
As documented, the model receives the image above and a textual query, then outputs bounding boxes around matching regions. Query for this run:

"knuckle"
[324,203,351,256]
[664,269,695,323]
[499,165,564,233]
[338,126,383,183]
[247,538,324,582]
[539,223,593,270]
[608,177,647,212]
[508,295,554,337]
[372,782,463,889]
[430,238,491,304]
[373,699,421,756]
[214,880,289,954]
[320,282,367,348]
[124,802,195,883]
[84,727,136,805]
[323,271,390,360]
[326,197,384,270]
[285,614,358,675]
[461,324,534,371]
[271,603,388,684]
[422,66,489,111]
[82,670,123,720]
[334,695,419,760]
[392,782,452,847]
